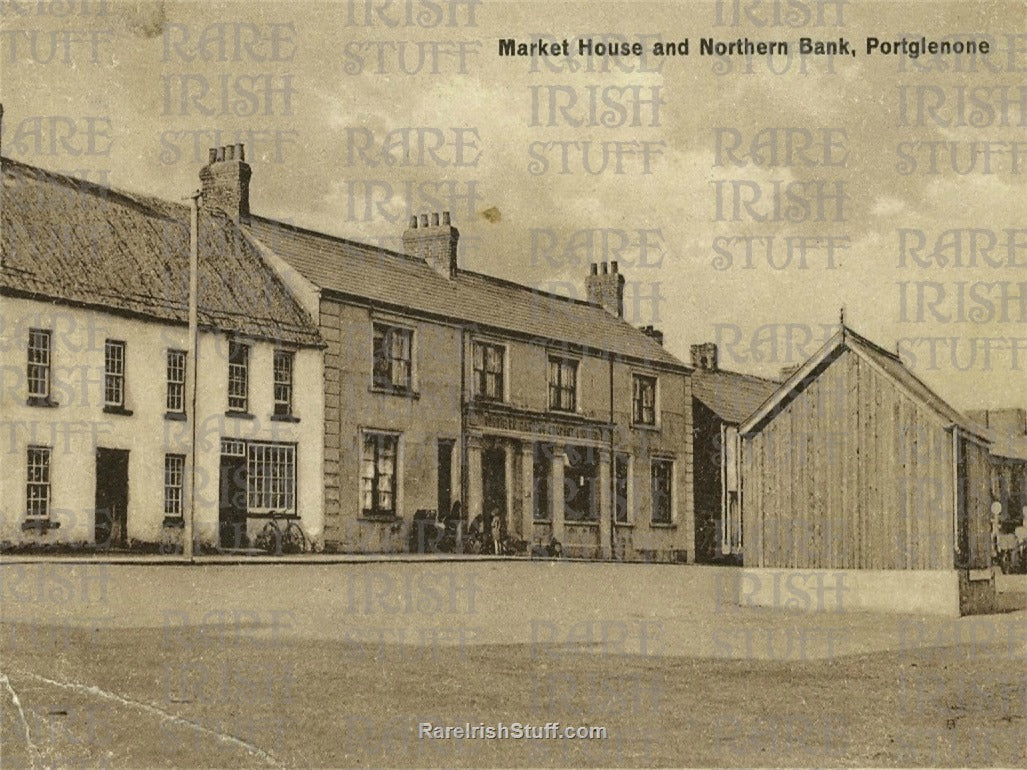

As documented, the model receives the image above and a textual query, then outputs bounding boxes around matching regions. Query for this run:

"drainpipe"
[184,190,201,563]
[609,354,615,559]
[951,426,960,568]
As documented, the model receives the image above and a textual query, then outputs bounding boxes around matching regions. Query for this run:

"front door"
[438,439,454,516]
[95,448,129,547]
[482,446,507,519]
[219,455,248,548]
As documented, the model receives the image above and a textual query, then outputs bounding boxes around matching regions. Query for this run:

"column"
[520,443,534,541]
[467,434,483,527]
[598,448,612,559]
[551,443,565,544]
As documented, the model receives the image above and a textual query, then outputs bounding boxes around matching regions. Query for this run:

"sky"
[1,0,1024,409]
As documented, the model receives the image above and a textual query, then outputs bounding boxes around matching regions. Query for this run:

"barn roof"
[692,368,780,425]
[243,216,688,372]
[0,158,322,346]
[739,324,990,441]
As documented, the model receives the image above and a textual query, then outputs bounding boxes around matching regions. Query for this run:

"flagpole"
[185,190,201,563]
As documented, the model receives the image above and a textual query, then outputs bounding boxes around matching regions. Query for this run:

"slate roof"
[691,368,780,425]
[244,216,688,371]
[0,158,321,346]
[741,325,989,440]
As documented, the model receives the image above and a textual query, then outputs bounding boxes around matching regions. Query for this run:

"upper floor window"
[651,458,673,525]
[548,356,578,412]
[26,446,51,520]
[166,350,186,415]
[372,323,413,392]
[632,374,657,426]
[104,340,126,409]
[27,328,52,403]
[361,431,398,518]
[228,341,249,413]
[473,341,505,401]
[273,350,294,416]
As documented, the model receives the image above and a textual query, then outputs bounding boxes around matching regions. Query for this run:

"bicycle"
[254,513,308,555]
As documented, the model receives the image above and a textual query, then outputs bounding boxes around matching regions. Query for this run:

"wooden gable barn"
[737,325,995,616]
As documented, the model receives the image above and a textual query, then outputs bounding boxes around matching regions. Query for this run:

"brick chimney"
[199,144,251,222]
[690,343,718,371]
[640,325,664,345]
[586,261,625,318]
[403,211,459,279]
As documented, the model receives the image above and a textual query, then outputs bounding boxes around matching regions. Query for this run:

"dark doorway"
[95,448,129,547]
[219,454,248,549]
[482,446,507,518]
[438,439,454,516]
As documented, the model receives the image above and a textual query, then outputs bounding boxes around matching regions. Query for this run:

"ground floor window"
[564,444,599,522]
[361,432,398,518]
[26,446,51,520]
[164,454,185,519]
[247,443,296,514]
[651,458,673,524]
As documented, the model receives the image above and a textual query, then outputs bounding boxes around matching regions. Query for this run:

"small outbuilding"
[737,324,995,616]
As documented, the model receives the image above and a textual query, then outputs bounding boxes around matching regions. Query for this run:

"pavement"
[2,560,1024,661]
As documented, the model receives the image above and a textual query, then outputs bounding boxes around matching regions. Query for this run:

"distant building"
[689,342,778,563]
[0,153,324,549]
[738,324,996,615]
[965,408,1027,547]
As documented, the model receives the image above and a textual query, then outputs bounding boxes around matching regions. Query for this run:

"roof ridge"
[3,155,186,222]
[248,214,425,266]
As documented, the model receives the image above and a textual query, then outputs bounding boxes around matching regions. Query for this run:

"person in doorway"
[489,508,504,555]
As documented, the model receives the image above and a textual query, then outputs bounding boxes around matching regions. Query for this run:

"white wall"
[0,296,323,548]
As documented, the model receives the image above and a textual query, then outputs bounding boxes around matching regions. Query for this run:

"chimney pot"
[432,212,440,226]
[236,143,245,161]
[611,261,618,273]
[601,262,608,275]
[409,216,418,228]
[420,214,429,227]
[590,263,598,275]
[199,141,252,222]
[442,211,451,225]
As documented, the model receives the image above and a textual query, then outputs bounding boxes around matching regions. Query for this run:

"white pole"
[185,190,201,562]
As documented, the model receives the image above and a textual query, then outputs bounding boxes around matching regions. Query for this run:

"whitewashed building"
[0,153,324,550]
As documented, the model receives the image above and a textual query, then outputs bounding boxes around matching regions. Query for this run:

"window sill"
[22,519,60,532]
[225,410,256,420]
[270,414,300,423]
[564,519,599,527]
[103,405,134,416]
[358,515,401,523]
[247,512,301,520]
[650,522,676,529]
[631,422,660,432]
[164,411,187,422]
[162,516,185,529]
[614,521,634,528]
[547,407,579,415]
[531,519,553,525]
[26,396,59,408]
[369,385,419,399]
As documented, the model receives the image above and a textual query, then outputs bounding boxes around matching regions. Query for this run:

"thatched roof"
[0,158,320,346]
